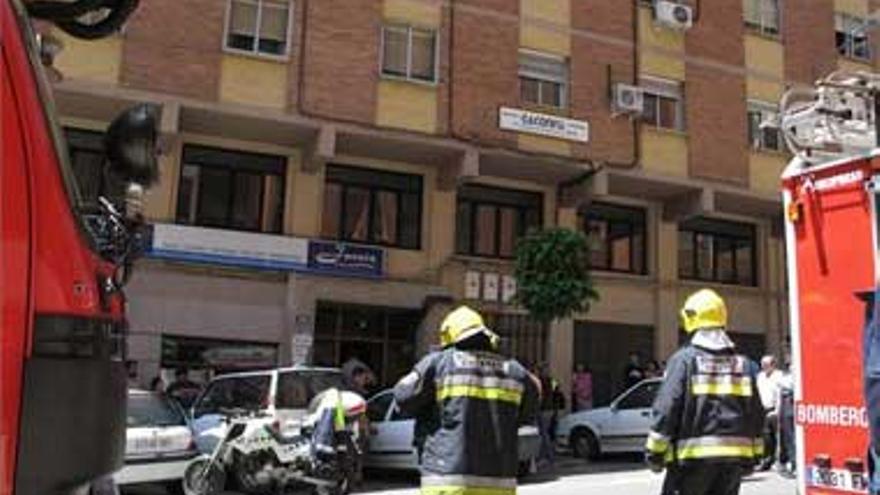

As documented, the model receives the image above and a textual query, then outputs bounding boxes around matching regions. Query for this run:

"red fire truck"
[781,70,880,494]
[1,1,155,493]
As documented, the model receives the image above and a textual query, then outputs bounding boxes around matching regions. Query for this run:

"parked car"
[114,390,197,491]
[364,389,541,474]
[189,366,353,452]
[556,378,662,460]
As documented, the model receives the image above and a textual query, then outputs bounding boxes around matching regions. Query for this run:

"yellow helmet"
[439,306,499,349]
[680,289,727,333]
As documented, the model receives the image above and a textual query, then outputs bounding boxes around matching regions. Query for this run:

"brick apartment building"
[47,0,878,404]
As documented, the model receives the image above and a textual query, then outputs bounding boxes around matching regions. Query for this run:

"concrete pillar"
[655,215,681,360]
[290,159,323,237]
[281,273,318,366]
[548,318,574,406]
[416,298,455,357]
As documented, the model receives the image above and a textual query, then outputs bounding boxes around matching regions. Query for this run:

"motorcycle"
[182,389,362,495]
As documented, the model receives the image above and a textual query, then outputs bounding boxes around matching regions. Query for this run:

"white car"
[364,389,541,474]
[190,366,355,452]
[556,378,662,460]
[114,390,197,490]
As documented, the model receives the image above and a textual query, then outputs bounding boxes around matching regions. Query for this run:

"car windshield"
[277,371,347,409]
[194,375,271,417]
[128,394,185,428]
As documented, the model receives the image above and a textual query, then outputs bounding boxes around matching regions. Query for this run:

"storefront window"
[160,335,278,376]
[582,202,647,275]
[678,217,756,286]
[313,302,419,387]
[176,145,286,233]
[321,164,423,249]
[456,185,543,259]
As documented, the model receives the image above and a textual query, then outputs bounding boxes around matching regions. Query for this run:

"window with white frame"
[381,25,438,83]
[747,101,782,152]
[519,50,568,109]
[640,77,684,131]
[836,13,871,61]
[743,0,780,36]
[225,0,292,57]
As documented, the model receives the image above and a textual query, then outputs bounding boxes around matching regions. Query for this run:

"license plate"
[131,437,158,453]
[807,466,869,493]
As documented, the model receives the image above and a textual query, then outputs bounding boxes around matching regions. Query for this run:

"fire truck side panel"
[3,1,126,493]
[1,29,33,495]
[786,158,876,494]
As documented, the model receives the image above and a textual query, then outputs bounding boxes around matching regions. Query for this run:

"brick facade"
[783,0,836,84]
[448,0,519,147]
[299,0,381,124]
[120,0,224,100]
[685,0,748,183]
[570,0,637,165]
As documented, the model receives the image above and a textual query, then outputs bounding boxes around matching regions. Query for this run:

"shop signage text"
[147,224,385,278]
[498,106,589,143]
[307,241,384,278]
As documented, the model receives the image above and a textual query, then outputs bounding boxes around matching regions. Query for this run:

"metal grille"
[484,312,548,368]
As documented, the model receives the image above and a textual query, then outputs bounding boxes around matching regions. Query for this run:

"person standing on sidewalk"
[572,364,593,411]
[645,289,765,495]
[394,306,539,495]
[756,355,783,471]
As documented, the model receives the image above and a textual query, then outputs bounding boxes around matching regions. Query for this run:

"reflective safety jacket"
[645,334,764,468]
[394,348,539,495]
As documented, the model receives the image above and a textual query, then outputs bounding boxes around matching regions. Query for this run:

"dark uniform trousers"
[670,464,744,495]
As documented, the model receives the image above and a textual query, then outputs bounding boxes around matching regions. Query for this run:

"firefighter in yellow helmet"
[394,306,539,495]
[646,289,765,495]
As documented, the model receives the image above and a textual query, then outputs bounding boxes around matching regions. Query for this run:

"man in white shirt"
[757,355,783,471]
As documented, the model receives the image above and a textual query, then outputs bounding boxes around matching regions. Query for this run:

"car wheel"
[570,428,599,461]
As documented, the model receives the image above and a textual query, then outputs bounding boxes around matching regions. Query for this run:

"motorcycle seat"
[265,426,306,446]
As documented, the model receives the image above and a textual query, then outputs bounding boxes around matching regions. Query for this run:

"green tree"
[514,227,599,323]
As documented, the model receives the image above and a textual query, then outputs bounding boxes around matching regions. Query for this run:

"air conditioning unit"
[655,1,694,30]
[613,83,645,114]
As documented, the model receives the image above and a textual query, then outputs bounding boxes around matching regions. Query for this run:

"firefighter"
[394,305,539,495]
[645,289,764,495]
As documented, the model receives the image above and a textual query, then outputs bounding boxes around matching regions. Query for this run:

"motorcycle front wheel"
[182,458,226,495]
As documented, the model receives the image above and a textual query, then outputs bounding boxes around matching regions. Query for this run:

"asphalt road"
[122,456,797,495]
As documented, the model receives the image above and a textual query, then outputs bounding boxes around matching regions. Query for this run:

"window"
[65,129,107,209]
[743,0,780,36]
[617,381,661,410]
[519,50,568,108]
[583,202,647,275]
[276,371,346,409]
[225,0,291,57]
[836,13,871,61]
[640,77,684,131]
[748,101,782,152]
[456,185,543,258]
[381,25,438,83]
[176,145,286,233]
[193,375,271,418]
[678,217,757,286]
[127,394,187,428]
[321,164,422,249]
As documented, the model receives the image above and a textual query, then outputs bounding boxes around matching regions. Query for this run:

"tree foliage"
[514,227,599,323]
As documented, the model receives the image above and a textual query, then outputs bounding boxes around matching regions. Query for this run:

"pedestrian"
[166,368,202,409]
[394,305,539,495]
[572,363,593,411]
[624,351,645,389]
[757,355,783,471]
[645,360,663,379]
[537,363,565,470]
[645,288,764,495]
[777,357,796,478]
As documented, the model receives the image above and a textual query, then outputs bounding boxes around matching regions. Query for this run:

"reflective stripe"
[695,355,747,374]
[436,385,522,404]
[422,475,517,489]
[421,487,515,495]
[753,437,765,457]
[690,374,752,396]
[676,436,759,460]
[438,375,524,394]
[645,431,670,454]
